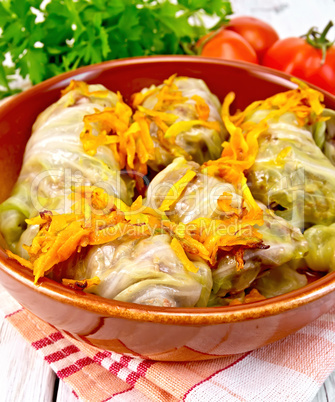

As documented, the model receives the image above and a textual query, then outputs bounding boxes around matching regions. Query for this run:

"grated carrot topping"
[200,81,328,270]
[6,250,33,270]
[133,111,155,154]
[217,192,240,215]
[159,170,196,212]
[80,96,155,192]
[154,74,187,111]
[6,189,161,282]
[131,87,160,108]
[244,288,266,303]
[132,75,221,157]
[206,81,327,195]
[163,74,178,86]
[61,80,109,98]
[26,217,91,283]
[187,206,264,266]
[136,106,178,126]
[170,238,198,273]
[230,79,327,128]
[164,120,221,141]
[6,180,267,283]
[161,220,210,262]
[192,94,210,121]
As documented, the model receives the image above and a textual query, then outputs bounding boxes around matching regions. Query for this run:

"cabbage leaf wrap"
[145,155,308,300]
[235,90,335,228]
[304,223,335,272]
[211,206,308,298]
[145,156,241,223]
[253,264,308,298]
[61,234,213,308]
[313,108,335,166]
[0,83,133,253]
[132,76,226,170]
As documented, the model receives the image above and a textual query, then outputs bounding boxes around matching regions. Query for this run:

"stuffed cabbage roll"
[56,234,213,308]
[304,223,335,272]
[211,206,308,298]
[0,82,132,253]
[248,114,335,228]
[132,75,226,170]
[224,84,335,228]
[313,108,335,165]
[145,156,241,223]
[253,264,308,298]
[145,155,308,300]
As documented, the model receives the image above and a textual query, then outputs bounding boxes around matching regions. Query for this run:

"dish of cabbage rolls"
[1,75,335,308]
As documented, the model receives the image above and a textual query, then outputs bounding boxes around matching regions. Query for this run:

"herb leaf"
[0,0,232,98]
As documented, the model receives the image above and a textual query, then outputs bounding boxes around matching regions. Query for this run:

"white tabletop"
[1,0,335,400]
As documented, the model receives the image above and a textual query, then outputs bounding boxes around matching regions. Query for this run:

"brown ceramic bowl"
[0,56,334,361]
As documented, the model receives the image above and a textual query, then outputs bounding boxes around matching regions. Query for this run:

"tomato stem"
[180,42,197,56]
[304,20,334,65]
[320,21,334,40]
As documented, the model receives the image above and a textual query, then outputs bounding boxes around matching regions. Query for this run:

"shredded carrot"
[204,80,327,195]
[5,189,165,282]
[244,288,266,303]
[61,80,109,98]
[136,106,178,126]
[230,79,327,129]
[29,218,90,283]
[192,94,210,121]
[132,75,221,158]
[161,220,210,262]
[154,74,187,111]
[131,87,160,108]
[217,192,240,215]
[203,92,267,185]
[170,238,198,273]
[133,111,155,155]
[79,96,155,193]
[6,250,33,270]
[159,170,196,212]
[164,120,221,141]
[199,81,327,271]
[7,179,267,283]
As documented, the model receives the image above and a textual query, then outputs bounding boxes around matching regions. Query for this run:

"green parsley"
[0,0,232,98]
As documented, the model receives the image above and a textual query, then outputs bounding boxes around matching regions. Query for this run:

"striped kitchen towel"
[1,287,335,402]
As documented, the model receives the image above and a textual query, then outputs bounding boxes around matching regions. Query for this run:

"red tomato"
[225,16,279,62]
[263,38,335,94]
[200,29,258,64]
[302,46,335,94]
[263,37,321,77]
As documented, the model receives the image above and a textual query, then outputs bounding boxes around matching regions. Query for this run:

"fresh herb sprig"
[0,0,232,98]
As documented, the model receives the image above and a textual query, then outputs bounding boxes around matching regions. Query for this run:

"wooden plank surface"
[0,318,56,402]
[1,0,335,401]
